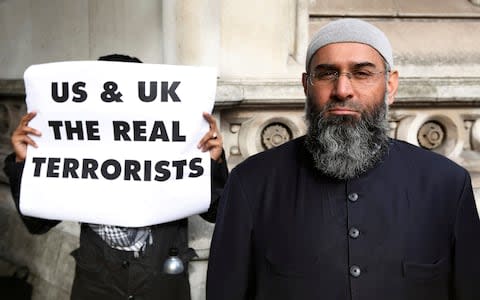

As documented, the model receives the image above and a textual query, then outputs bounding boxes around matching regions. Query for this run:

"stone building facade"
[0,0,479,299]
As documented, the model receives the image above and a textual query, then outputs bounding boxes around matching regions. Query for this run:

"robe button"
[348,193,359,202]
[349,227,360,239]
[350,265,361,277]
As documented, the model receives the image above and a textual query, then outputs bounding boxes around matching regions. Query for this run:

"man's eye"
[352,71,373,79]
[315,71,337,80]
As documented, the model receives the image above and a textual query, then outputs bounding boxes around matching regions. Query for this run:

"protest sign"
[20,61,217,227]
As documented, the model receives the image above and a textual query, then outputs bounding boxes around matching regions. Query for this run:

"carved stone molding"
[221,108,306,167]
[261,123,292,149]
[391,108,480,185]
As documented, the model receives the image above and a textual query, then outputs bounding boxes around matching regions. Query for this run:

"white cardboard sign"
[20,61,216,227]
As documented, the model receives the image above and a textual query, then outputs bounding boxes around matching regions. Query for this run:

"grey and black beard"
[304,98,390,180]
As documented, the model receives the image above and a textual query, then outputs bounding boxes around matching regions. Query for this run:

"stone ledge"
[0,80,24,96]
[2,78,480,107]
[215,77,480,107]
[309,0,480,17]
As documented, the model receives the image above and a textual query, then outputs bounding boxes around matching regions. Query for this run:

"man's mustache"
[323,100,362,111]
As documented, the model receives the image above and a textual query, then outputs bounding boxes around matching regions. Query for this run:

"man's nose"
[332,73,354,100]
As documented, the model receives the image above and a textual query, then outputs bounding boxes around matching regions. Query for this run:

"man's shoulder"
[232,136,304,176]
[391,139,468,176]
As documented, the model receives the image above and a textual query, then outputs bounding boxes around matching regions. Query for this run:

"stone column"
[293,0,309,65]
[162,0,221,67]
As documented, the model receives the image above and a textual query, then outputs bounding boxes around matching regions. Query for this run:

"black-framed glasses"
[308,69,388,87]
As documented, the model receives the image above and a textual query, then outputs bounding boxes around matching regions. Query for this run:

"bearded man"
[206,19,480,300]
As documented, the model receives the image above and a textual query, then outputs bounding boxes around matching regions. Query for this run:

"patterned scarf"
[89,224,153,256]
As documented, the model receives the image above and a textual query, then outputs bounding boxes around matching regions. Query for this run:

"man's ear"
[386,70,399,105]
[302,73,309,96]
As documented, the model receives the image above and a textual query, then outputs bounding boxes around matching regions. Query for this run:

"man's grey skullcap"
[305,18,393,71]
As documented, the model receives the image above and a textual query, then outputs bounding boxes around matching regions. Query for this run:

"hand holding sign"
[198,112,223,162]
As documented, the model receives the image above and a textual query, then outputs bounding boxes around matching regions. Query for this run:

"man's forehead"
[309,42,385,68]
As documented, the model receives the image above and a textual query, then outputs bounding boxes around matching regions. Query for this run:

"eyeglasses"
[308,69,388,87]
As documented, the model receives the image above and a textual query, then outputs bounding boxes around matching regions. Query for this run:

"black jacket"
[4,152,228,300]
[207,137,480,300]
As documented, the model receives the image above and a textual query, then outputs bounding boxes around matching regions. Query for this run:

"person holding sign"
[4,54,228,300]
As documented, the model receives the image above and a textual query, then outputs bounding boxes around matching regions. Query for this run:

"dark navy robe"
[207,137,480,300]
